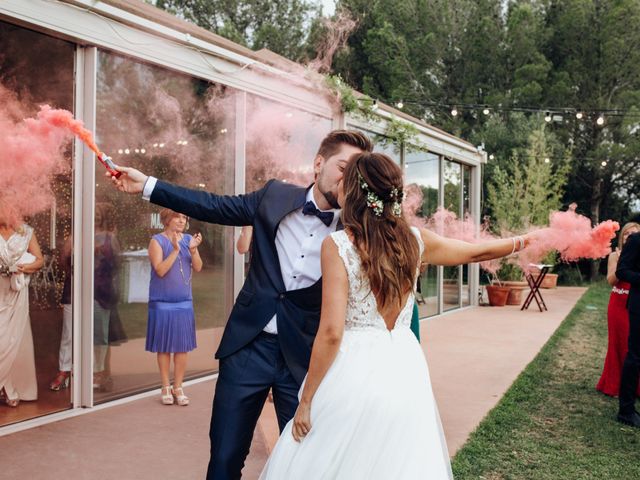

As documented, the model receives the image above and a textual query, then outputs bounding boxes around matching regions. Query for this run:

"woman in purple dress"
[147,209,203,406]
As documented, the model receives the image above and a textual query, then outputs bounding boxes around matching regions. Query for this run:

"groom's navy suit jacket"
[151,178,326,384]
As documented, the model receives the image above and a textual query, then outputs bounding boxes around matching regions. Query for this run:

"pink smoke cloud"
[0,84,73,226]
[403,184,619,274]
[518,204,619,268]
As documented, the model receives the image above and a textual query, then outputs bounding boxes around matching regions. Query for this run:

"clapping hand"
[106,165,149,194]
[292,401,312,442]
[189,232,203,250]
[170,232,181,252]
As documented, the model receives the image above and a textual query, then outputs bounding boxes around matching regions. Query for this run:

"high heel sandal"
[49,371,71,391]
[161,385,174,405]
[2,388,19,407]
[172,386,189,406]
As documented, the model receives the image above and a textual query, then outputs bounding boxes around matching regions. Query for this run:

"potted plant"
[484,273,511,307]
[498,262,528,305]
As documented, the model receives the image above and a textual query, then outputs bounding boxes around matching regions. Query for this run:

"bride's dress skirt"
[260,326,453,479]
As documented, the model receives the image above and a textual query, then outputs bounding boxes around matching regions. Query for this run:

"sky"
[320,0,336,15]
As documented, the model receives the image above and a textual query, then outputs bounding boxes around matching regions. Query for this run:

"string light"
[544,157,550,163]
[400,100,639,120]
[488,154,495,160]
[396,100,404,109]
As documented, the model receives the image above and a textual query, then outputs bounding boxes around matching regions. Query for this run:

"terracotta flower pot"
[502,280,528,305]
[486,285,511,306]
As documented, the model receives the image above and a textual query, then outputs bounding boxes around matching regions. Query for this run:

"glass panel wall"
[404,151,440,317]
[0,21,75,426]
[94,51,236,402]
[347,126,400,164]
[443,160,462,311]
[243,94,332,276]
[462,165,472,307]
[245,95,333,191]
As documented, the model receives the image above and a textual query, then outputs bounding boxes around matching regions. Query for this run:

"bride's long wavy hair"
[341,152,420,310]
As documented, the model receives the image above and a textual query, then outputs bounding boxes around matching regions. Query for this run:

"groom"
[109,130,373,479]
[617,230,640,427]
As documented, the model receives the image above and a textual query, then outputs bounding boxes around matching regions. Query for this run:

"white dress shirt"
[142,178,340,334]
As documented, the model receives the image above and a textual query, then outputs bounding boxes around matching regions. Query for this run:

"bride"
[260,152,534,479]
[0,217,44,407]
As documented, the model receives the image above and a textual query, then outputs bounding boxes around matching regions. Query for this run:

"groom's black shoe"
[617,411,640,428]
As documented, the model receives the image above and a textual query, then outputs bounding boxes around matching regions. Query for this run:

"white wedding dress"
[260,228,453,479]
[0,225,38,403]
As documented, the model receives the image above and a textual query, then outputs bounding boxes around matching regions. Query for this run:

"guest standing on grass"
[597,222,640,397]
[147,208,203,406]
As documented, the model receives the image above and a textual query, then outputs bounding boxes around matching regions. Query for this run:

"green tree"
[542,0,640,277]
[486,125,569,232]
[151,0,322,61]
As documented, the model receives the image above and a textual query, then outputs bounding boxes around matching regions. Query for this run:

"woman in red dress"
[597,222,640,396]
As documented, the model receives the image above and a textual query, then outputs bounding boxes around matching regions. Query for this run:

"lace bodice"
[331,227,424,332]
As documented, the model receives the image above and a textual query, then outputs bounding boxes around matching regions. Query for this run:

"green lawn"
[451,282,640,480]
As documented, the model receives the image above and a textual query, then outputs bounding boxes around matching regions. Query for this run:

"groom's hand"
[292,400,312,442]
[106,165,148,194]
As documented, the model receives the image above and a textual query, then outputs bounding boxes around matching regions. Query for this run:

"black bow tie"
[302,201,334,227]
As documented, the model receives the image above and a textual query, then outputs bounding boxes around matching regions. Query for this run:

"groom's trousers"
[619,309,640,415]
[206,331,300,480]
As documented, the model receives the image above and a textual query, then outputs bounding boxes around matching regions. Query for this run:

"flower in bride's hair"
[366,191,384,216]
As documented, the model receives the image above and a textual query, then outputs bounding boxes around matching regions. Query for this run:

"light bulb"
[576,112,583,120]
[451,108,458,117]
[596,115,605,126]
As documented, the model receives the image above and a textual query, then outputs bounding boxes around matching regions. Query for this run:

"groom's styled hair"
[316,130,373,159]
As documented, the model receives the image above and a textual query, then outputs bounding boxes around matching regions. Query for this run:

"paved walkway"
[0,287,586,479]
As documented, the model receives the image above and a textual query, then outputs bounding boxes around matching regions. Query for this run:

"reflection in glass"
[0,20,75,426]
[95,51,236,402]
[443,160,461,311]
[245,95,333,190]
[404,150,439,317]
[347,126,400,164]
[462,166,472,307]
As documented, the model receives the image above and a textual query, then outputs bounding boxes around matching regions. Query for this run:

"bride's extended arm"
[420,228,537,267]
[292,237,348,442]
